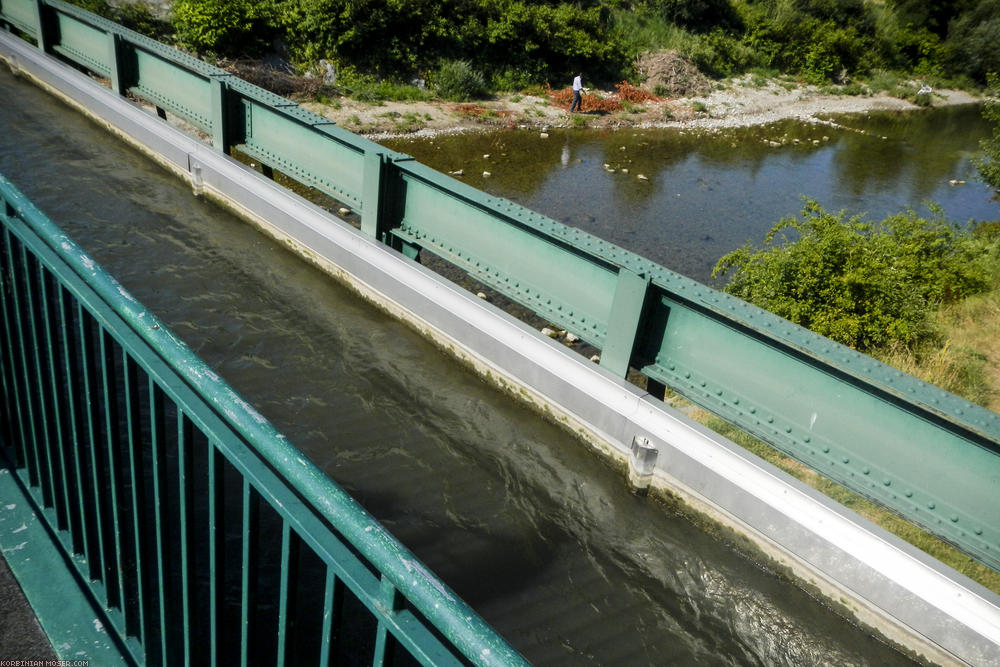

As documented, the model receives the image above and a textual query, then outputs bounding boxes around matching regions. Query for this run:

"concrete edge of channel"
[2,30,998,667]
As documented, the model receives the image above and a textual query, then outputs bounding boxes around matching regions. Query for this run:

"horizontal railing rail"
[1,0,998,572]
[0,172,527,665]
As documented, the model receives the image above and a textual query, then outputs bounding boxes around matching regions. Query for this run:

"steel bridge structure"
[1,1,999,664]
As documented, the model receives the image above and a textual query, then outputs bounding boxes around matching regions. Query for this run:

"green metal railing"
[1,0,999,572]
[0,173,527,665]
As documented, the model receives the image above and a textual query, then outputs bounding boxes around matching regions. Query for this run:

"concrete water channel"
[0,63,930,664]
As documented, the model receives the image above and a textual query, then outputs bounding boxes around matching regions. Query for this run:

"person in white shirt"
[570,73,584,113]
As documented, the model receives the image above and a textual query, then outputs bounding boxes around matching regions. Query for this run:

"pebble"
[540,132,549,138]
[482,171,491,177]
[541,327,558,337]
[590,354,601,363]
[338,207,350,216]
[637,174,648,181]
[476,292,488,299]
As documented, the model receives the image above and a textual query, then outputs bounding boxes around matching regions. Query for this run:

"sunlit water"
[385,105,998,284]
[0,67,923,664]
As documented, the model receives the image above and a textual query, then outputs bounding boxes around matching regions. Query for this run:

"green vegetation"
[172,0,278,57]
[979,74,1000,192]
[713,200,999,353]
[149,0,1000,93]
[433,60,487,102]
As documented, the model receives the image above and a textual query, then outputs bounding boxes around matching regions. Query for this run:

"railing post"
[106,31,126,95]
[32,0,49,52]
[362,150,389,241]
[210,76,230,154]
[600,268,650,378]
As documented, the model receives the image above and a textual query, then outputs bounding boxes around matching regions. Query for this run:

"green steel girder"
[50,7,109,76]
[391,160,623,347]
[230,98,368,208]
[130,47,218,131]
[637,292,1000,569]
[3,0,999,573]
[0,0,40,37]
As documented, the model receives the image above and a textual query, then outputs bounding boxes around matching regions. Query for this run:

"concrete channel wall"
[2,30,999,666]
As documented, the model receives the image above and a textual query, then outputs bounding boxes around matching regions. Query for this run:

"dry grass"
[874,287,1000,410]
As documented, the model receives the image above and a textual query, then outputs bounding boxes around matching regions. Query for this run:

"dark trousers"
[570,90,581,112]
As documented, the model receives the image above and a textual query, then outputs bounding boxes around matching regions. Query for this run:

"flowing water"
[0,65,946,664]
[385,105,998,284]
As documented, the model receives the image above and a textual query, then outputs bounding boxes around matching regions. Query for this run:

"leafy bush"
[712,201,995,351]
[434,60,487,101]
[939,0,1000,84]
[336,67,435,103]
[979,74,1000,192]
[646,0,742,33]
[279,0,624,84]
[172,0,276,57]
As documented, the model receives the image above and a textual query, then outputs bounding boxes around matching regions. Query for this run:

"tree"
[978,73,1000,192]
[172,0,277,57]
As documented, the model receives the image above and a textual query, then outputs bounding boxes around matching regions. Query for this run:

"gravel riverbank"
[296,75,981,139]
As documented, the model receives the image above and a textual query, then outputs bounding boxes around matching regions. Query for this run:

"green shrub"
[939,1,1000,84]
[712,201,995,351]
[331,66,434,103]
[647,0,742,33]
[172,0,276,57]
[434,60,487,101]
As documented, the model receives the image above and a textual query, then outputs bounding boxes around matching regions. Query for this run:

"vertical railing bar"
[372,576,402,667]
[0,227,15,458]
[177,411,193,667]
[0,227,31,470]
[240,478,259,667]
[123,353,147,645]
[318,567,340,667]
[100,330,129,630]
[79,306,108,585]
[39,269,73,531]
[149,378,169,666]
[276,521,298,667]
[208,443,224,667]
[9,241,43,488]
[21,247,58,505]
[57,285,88,555]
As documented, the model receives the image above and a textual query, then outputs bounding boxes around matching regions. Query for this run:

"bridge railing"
[0,172,527,665]
[2,0,998,572]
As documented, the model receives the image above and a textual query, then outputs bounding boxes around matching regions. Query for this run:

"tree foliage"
[712,201,995,351]
[980,73,1000,192]
[275,0,622,84]
[159,0,1000,87]
[172,0,278,57]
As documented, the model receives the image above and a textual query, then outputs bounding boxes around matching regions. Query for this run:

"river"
[385,104,998,284]
[0,65,928,665]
